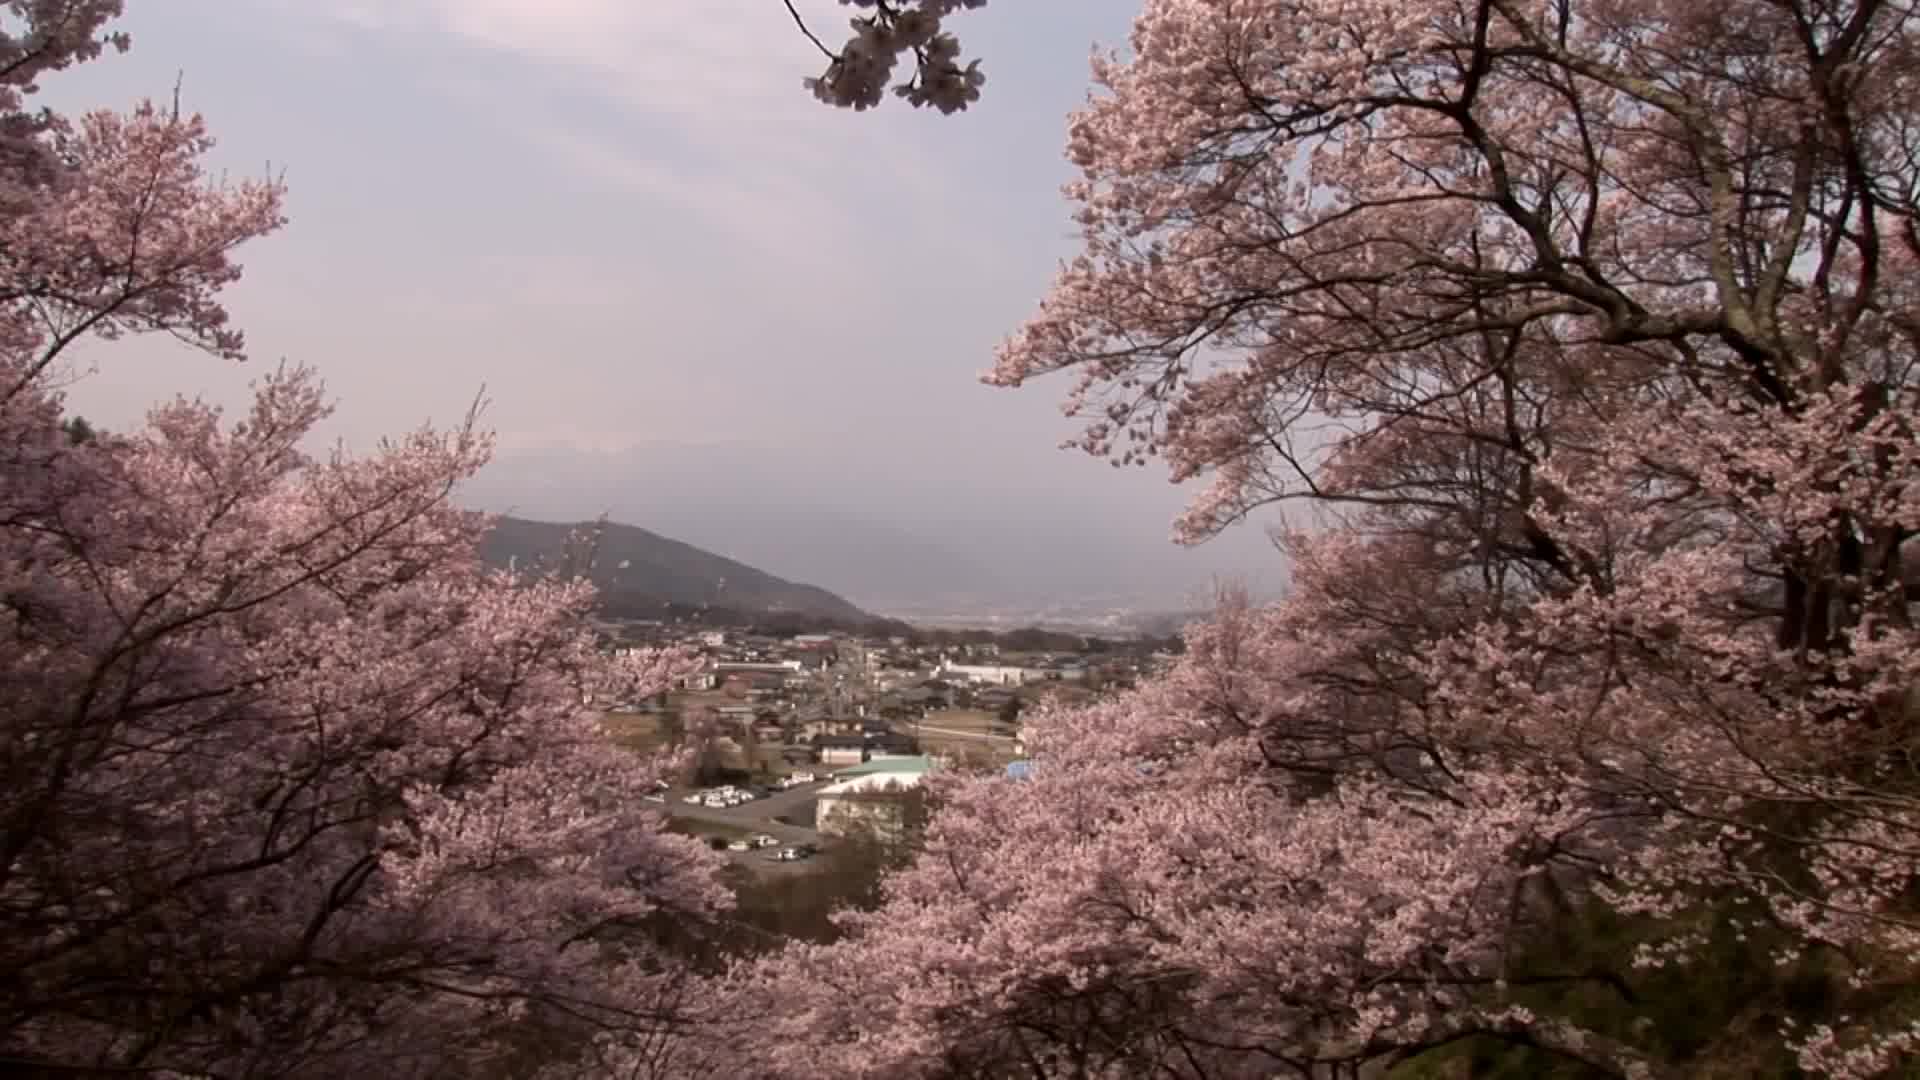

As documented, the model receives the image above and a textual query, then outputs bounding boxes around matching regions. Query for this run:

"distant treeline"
[600,595,1184,655]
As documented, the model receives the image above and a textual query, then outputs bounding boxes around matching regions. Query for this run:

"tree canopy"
[0,6,728,1073]
[747,0,1920,1075]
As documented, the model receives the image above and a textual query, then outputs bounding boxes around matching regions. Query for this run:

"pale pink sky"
[50,1,1290,612]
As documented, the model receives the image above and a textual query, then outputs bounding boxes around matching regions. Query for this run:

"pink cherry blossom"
[796,0,987,113]
[748,0,1920,1073]
[0,8,728,1073]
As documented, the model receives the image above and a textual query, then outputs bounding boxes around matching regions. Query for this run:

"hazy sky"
[52,1,1292,614]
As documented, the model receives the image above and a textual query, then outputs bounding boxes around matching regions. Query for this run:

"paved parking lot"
[665,779,832,873]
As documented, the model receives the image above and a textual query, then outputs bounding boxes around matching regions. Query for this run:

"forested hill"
[477,515,871,623]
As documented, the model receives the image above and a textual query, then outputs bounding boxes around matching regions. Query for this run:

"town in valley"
[590,616,1179,871]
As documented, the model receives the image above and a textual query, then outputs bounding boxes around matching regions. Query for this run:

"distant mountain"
[460,442,1292,613]
[458,443,1012,612]
[478,516,870,623]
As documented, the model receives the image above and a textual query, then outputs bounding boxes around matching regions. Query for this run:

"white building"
[935,660,1033,686]
[815,735,867,766]
[935,659,1089,687]
[815,756,935,842]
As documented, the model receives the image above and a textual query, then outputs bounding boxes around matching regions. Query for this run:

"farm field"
[907,708,1022,764]
[921,708,999,733]
[599,711,675,755]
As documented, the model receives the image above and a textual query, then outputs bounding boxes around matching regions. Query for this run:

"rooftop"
[835,755,936,778]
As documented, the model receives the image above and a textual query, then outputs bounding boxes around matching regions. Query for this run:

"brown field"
[909,709,1022,764]
[667,690,743,713]
[599,712,676,756]
[1029,684,1098,709]
[921,708,999,732]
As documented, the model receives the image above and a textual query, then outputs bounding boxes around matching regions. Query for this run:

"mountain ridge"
[457,442,1290,613]
[477,515,870,623]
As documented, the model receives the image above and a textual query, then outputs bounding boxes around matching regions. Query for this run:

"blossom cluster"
[802,0,988,113]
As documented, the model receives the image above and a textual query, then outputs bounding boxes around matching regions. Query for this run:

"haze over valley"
[459,438,1288,621]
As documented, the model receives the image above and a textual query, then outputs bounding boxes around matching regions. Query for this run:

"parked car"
[643,793,665,804]
[749,834,778,849]
[727,839,751,852]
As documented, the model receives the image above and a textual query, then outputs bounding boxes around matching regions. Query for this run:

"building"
[935,658,1090,687]
[815,756,936,841]
[812,734,867,766]
[866,731,919,758]
[714,660,804,674]
[935,660,1033,686]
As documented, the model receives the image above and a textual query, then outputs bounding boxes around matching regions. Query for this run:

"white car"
[683,794,704,805]
[727,839,751,852]
[749,834,779,849]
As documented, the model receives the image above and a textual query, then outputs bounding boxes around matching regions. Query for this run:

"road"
[910,723,1019,744]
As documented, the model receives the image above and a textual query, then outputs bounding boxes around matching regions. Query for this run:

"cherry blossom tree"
[789,0,988,113]
[0,4,729,1073]
[689,598,1673,1079]
[748,0,1920,1074]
